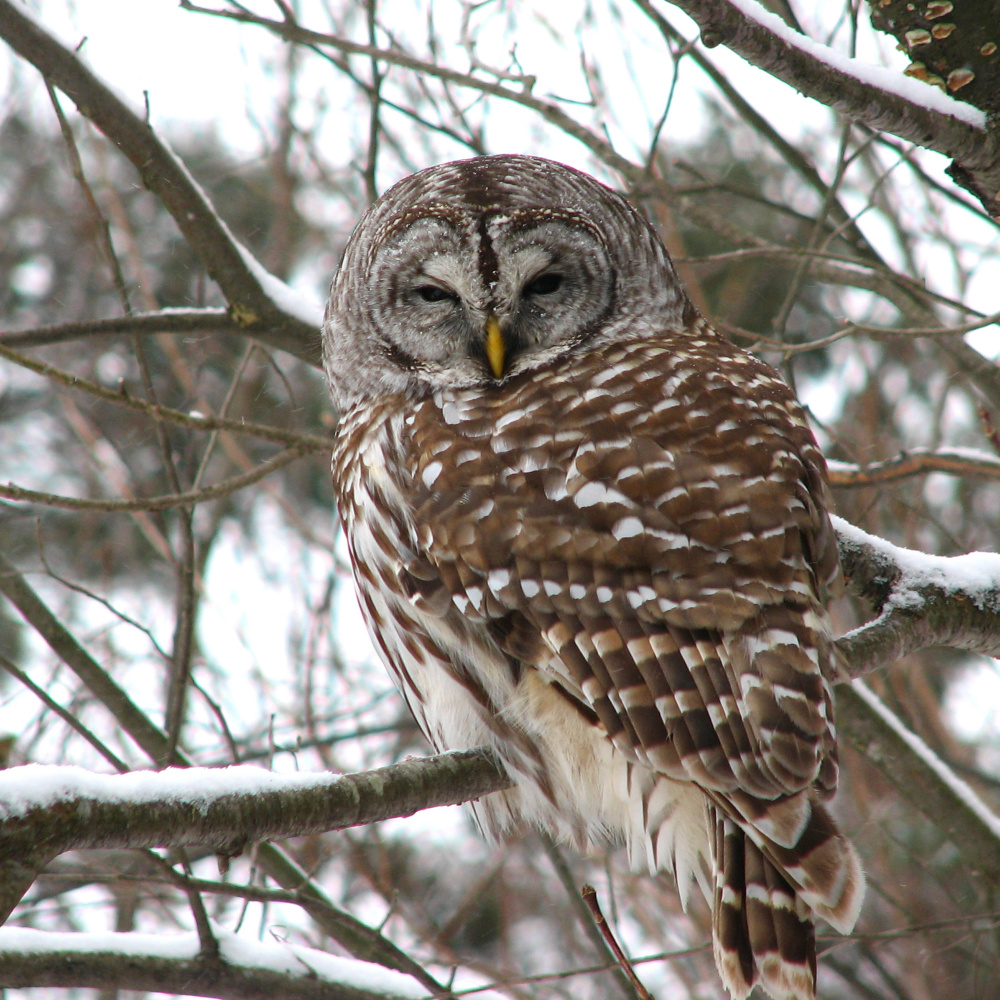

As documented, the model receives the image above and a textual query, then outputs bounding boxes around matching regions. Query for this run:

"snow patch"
[237,244,325,328]
[0,764,336,820]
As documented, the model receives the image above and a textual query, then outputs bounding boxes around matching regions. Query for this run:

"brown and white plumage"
[324,155,863,1000]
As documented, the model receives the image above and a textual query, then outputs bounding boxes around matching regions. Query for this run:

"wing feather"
[405,335,840,802]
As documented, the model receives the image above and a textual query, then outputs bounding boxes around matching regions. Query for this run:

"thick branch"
[661,0,1000,218]
[0,752,507,863]
[0,1,322,363]
[838,682,1000,880]
[0,927,429,1000]
[0,552,448,994]
[833,516,1000,678]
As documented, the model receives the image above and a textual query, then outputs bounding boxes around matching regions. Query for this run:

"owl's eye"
[524,273,563,297]
[415,285,455,303]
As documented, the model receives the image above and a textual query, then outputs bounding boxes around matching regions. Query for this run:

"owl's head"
[323,155,693,409]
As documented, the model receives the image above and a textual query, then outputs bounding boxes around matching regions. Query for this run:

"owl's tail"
[708,796,864,1000]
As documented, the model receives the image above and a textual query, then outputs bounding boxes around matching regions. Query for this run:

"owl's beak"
[485,315,506,379]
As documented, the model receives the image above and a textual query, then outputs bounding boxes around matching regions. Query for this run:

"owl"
[323,155,863,1000]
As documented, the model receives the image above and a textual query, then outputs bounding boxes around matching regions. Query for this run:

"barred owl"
[324,155,863,1000]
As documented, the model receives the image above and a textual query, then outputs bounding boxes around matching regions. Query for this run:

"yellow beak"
[485,315,505,379]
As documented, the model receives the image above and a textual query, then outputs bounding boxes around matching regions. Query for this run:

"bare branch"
[0,309,321,367]
[0,0,323,363]
[178,1,638,179]
[0,343,332,450]
[1,309,237,348]
[0,445,312,512]
[936,336,1000,414]
[828,448,1000,488]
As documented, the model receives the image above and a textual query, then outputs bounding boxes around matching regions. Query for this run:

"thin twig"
[0,653,129,773]
[0,446,311,512]
[0,342,332,450]
[580,885,655,1000]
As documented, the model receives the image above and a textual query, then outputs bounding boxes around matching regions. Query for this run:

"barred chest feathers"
[331,390,713,896]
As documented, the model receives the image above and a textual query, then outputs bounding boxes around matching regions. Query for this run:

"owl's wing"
[403,337,842,825]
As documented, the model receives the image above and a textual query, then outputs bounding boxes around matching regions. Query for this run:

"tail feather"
[709,797,863,1000]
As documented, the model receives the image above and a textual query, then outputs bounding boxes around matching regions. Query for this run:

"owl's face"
[324,155,692,409]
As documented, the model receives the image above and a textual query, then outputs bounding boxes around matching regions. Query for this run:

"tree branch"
[0,927,432,1000]
[0,0,323,363]
[660,0,1000,218]
[834,515,1000,678]
[0,445,312,512]
[0,309,321,367]
[827,448,1000,488]
[0,751,508,871]
[837,682,1000,881]
[0,342,332,450]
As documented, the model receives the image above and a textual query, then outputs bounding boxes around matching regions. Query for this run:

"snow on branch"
[662,0,1000,218]
[0,751,508,924]
[0,926,430,1000]
[0,0,324,362]
[834,515,1000,678]
[0,752,507,852]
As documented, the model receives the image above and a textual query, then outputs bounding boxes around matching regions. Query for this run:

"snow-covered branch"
[661,0,1000,218]
[834,516,1000,679]
[0,552,451,995]
[0,752,506,880]
[0,0,323,363]
[0,926,430,1000]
